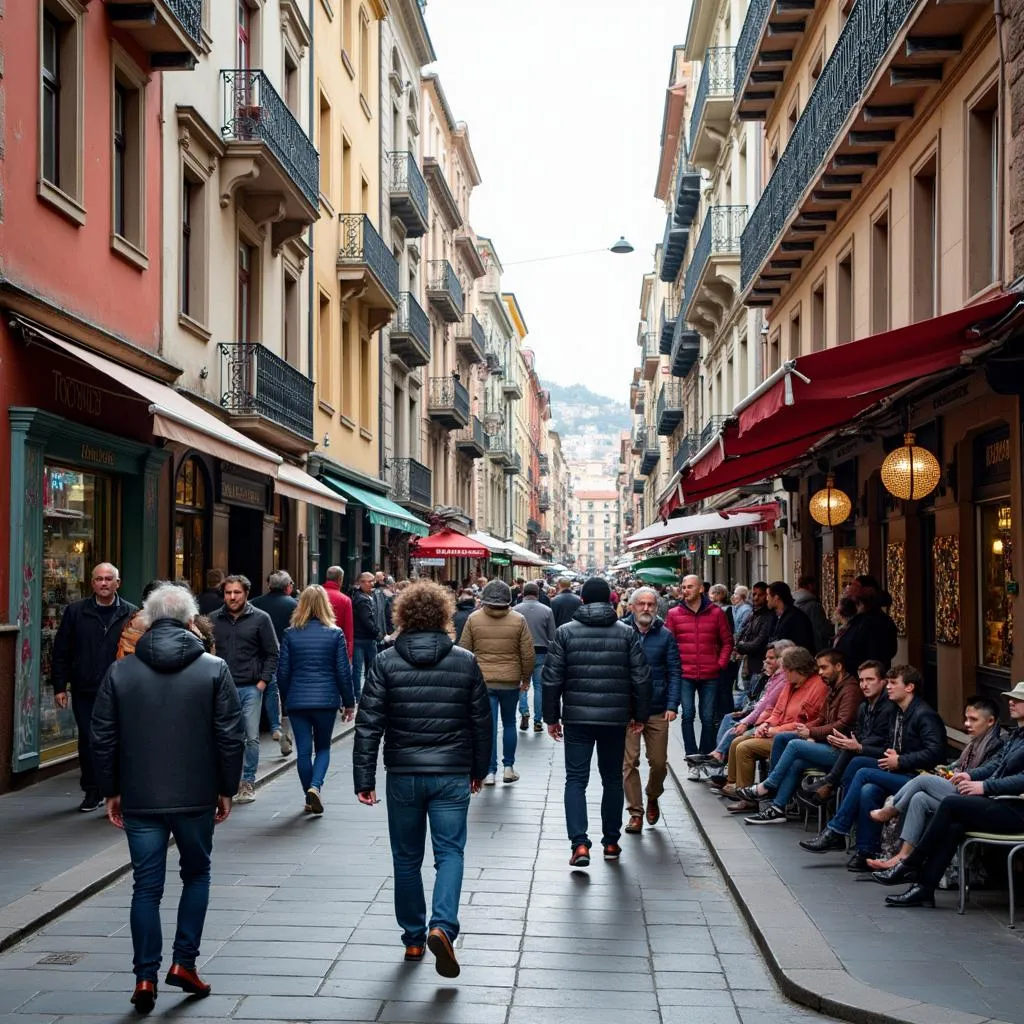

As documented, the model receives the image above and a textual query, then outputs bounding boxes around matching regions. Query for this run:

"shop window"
[174,457,209,596]
[911,152,938,322]
[978,502,1013,670]
[967,83,999,297]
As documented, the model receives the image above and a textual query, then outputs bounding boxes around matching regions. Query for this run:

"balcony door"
[237,0,251,69]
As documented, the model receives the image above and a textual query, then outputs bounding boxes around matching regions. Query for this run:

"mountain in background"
[543,380,631,475]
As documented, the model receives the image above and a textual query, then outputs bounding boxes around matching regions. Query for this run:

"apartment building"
[504,295,531,547]
[574,491,621,575]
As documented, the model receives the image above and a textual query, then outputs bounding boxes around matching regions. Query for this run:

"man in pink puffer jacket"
[665,575,733,764]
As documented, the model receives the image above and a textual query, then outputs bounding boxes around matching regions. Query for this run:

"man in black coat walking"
[91,583,243,1013]
[50,562,136,812]
[543,577,652,866]
[550,577,582,627]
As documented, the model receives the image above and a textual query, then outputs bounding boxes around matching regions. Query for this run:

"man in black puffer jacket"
[543,577,651,867]
[90,584,243,1012]
[353,581,490,980]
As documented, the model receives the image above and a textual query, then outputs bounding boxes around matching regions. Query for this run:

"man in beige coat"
[459,580,535,785]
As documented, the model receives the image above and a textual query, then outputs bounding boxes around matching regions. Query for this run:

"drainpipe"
[306,0,317,586]
[994,0,1007,288]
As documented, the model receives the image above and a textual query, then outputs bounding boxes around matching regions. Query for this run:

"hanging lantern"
[809,474,852,527]
[880,432,942,501]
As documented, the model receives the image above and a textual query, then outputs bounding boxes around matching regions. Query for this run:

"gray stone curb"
[667,747,1013,1024]
[0,722,355,954]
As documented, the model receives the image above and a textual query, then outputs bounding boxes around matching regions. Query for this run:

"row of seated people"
[688,643,1024,908]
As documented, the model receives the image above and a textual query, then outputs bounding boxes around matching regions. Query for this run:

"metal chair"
[958,832,1024,928]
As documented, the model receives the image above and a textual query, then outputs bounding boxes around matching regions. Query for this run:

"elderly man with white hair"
[621,587,682,833]
[91,583,244,1013]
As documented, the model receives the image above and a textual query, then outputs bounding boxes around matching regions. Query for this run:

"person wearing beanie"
[542,577,652,867]
[459,579,535,785]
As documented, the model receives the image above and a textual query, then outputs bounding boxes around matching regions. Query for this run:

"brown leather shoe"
[404,944,425,962]
[625,814,643,834]
[646,798,660,825]
[131,980,157,1014]
[427,927,460,978]
[165,963,211,997]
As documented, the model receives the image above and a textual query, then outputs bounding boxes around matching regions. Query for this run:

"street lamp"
[504,236,635,266]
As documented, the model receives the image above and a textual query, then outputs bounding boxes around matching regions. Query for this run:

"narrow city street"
[0,728,832,1024]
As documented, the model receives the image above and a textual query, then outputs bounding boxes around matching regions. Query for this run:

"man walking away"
[196,569,225,616]
[622,587,680,833]
[372,572,395,640]
[354,581,490,978]
[453,589,477,643]
[516,582,556,732]
[352,572,380,702]
[251,570,298,756]
[51,562,136,812]
[323,566,355,661]
[550,576,583,627]
[793,576,833,656]
[91,584,243,1013]
[543,577,651,866]
[209,575,279,804]
[459,580,534,784]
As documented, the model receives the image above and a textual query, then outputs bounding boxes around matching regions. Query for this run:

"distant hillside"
[543,380,631,440]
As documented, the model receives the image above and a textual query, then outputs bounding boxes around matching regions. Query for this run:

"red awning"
[680,293,1018,505]
[411,530,490,559]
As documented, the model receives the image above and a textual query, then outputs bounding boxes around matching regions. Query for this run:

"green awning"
[633,554,684,571]
[489,555,511,566]
[320,476,429,537]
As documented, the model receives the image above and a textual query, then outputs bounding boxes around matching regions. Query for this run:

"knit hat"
[580,577,611,604]
[480,579,512,608]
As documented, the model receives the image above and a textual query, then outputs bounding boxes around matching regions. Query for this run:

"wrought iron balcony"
[538,453,550,474]
[670,317,701,379]
[221,70,319,215]
[426,260,464,323]
[455,313,486,365]
[388,151,429,238]
[486,434,512,466]
[673,433,701,475]
[640,441,661,477]
[659,211,690,286]
[690,47,735,167]
[389,292,430,369]
[426,375,470,430]
[218,341,314,451]
[635,392,645,416]
[485,345,502,375]
[673,151,702,227]
[639,331,659,381]
[681,205,746,331]
[700,415,729,451]
[502,368,523,400]
[538,488,551,512]
[454,415,486,459]
[527,518,541,536]
[659,298,678,355]
[504,451,522,476]
[107,1,204,67]
[631,425,646,455]
[391,457,432,510]
[656,381,685,436]
[337,214,400,320]
[633,479,646,495]
[740,0,920,298]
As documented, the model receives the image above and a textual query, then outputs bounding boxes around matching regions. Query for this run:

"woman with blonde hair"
[277,584,354,814]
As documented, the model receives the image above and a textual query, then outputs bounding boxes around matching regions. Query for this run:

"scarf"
[957,726,1002,772]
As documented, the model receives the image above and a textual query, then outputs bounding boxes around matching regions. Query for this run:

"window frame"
[109,43,150,270]
[965,77,1000,300]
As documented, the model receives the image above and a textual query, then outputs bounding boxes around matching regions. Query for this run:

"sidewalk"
[669,727,1021,1024]
[0,720,836,1023]
[0,723,352,953]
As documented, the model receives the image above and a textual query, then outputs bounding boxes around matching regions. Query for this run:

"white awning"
[468,531,513,554]
[275,462,347,515]
[626,511,763,548]
[502,541,547,567]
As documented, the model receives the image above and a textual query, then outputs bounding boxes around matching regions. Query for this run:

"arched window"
[174,456,209,595]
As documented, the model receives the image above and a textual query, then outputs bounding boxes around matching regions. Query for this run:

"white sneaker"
[483,773,496,786]
[236,780,256,803]
[687,766,703,782]
[503,767,520,783]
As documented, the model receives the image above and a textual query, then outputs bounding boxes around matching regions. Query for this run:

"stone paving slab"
[0,717,837,1023]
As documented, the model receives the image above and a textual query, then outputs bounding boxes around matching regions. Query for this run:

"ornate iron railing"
[167,0,203,45]
[392,457,432,507]
[673,432,701,474]
[538,453,550,474]
[393,292,430,351]
[221,69,319,208]
[527,518,541,535]
[506,451,522,474]
[487,435,511,460]
[632,425,647,453]
[218,342,314,440]
[740,0,918,290]
[700,415,729,450]
[427,375,470,422]
[734,0,771,102]
[640,331,658,362]
[657,381,685,419]
[457,313,486,351]
[690,46,735,155]
[388,150,429,223]
[683,205,747,317]
[454,415,486,452]
[427,259,464,312]
[659,298,678,354]
[338,214,399,304]
[538,488,551,511]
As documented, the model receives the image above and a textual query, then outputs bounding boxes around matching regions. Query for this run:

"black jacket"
[250,590,298,642]
[196,588,223,617]
[453,599,476,643]
[835,611,899,672]
[550,591,583,628]
[892,695,947,772]
[51,595,137,696]
[352,590,379,640]
[208,602,279,686]
[768,604,815,653]
[623,614,681,715]
[733,605,774,668]
[542,603,652,728]
[855,692,897,759]
[352,631,491,793]
[91,620,244,813]
[971,727,1024,796]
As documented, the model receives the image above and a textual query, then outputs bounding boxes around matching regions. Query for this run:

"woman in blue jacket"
[277,585,354,814]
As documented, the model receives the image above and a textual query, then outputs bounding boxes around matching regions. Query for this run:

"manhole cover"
[36,952,87,966]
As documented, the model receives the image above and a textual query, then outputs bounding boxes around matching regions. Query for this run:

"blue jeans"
[385,773,470,945]
[489,688,520,775]
[563,723,626,848]
[714,715,739,758]
[827,765,912,852]
[289,708,336,792]
[763,739,839,810]
[264,677,282,733]
[518,651,546,722]
[680,678,718,756]
[353,639,377,702]
[123,810,215,982]
[237,685,263,784]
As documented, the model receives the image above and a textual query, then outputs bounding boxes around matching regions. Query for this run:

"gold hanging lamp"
[880,432,941,501]
[809,474,852,527]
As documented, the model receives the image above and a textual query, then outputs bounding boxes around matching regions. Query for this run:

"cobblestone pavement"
[0,725,836,1024]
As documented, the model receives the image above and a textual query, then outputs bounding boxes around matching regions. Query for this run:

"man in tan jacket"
[459,580,535,785]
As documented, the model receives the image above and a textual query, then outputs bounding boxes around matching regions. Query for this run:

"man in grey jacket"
[516,582,556,732]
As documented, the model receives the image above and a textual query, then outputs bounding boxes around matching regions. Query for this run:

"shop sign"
[53,369,102,417]
[974,424,1011,490]
[413,557,445,567]
[219,470,268,510]
[79,443,115,467]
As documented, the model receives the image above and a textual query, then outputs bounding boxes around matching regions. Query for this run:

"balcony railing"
[689,46,735,158]
[632,425,647,454]
[426,259,464,322]
[389,292,430,368]
[639,332,659,379]
[166,0,204,45]
[338,214,400,305]
[454,415,486,458]
[486,435,512,465]
[538,453,550,474]
[221,70,319,209]
[740,0,918,291]
[659,211,690,285]
[527,518,542,535]
[504,451,522,475]
[426,375,470,428]
[682,205,746,319]
[391,457,432,508]
[388,151,429,237]
[659,298,678,355]
[670,318,701,379]
[673,433,701,475]
[656,381,685,436]
[455,313,486,363]
[219,342,314,440]
[538,488,551,511]
[633,479,646,495]
[734,0,770,104]
[700,415,729,450]
[641,441,661,477]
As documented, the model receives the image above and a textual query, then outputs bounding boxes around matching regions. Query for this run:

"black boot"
[799,827,846,853]
[872,861,918,886]
[885,884,935,908]
[846,851,874,872]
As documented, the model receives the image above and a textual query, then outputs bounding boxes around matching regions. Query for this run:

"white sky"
[421,0,691,402]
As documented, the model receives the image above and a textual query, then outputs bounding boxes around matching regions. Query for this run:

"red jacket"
[665,597,733,680]
[323,580,354,659]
